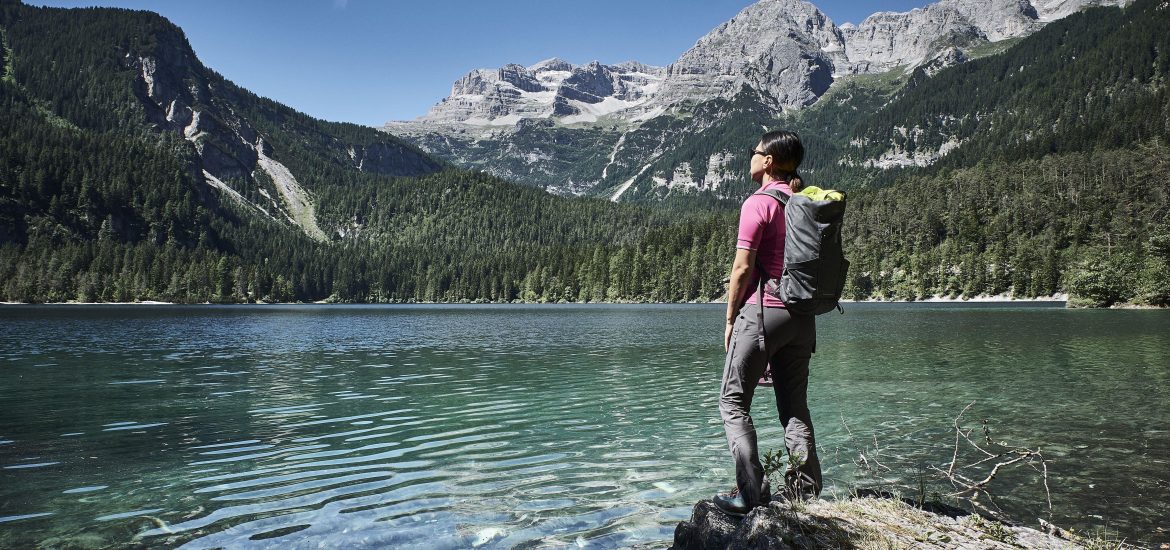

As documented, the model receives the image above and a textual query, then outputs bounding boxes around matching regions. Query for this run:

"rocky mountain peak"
[529,57,574,73]
[653,0,844,110]
[612,61,663,75]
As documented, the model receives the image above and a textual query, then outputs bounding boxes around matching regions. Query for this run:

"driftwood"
[929,400,1052,516]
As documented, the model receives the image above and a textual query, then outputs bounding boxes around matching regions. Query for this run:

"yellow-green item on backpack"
[797,186,845,202]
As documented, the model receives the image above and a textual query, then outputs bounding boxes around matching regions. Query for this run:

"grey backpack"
[755,186,849,316]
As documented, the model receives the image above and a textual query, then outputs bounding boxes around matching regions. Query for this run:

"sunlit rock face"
[652,0,845,111]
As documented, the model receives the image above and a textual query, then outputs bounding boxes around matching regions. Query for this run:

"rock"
[920,46,971,78]
[841,5,982,74]
[671,496,1090,549]
[654,0,845,112]
[530,57,574,72]
[673,500,796,550]
[559,61,622,104]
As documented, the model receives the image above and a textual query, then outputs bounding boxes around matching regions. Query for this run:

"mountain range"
[384,0,1128,199]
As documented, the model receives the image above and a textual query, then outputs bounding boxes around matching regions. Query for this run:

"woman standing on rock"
[714,130,821,516]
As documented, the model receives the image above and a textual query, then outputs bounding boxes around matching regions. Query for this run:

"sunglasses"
[751,149,767,157]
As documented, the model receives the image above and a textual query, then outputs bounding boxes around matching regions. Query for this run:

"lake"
[1,304,1167,548]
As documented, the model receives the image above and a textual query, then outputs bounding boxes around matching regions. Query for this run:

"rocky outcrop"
[661,0,1125,107]
[672,496,1091,549]
[919,46,972,78]
[560,62,619,104]
[452,64,545,95]
[839,6,983,74]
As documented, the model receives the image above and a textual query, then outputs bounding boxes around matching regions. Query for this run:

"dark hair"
[760,130,804,191]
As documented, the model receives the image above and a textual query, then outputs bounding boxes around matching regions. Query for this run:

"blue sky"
[35,0,933,126]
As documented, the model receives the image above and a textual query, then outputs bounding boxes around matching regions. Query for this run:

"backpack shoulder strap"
[753,188,790,205]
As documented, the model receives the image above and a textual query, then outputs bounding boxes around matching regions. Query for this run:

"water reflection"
[0,304,1166,548]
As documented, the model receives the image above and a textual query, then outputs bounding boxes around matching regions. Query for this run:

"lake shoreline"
[0,293,1070,306]
[4,293,1167,309]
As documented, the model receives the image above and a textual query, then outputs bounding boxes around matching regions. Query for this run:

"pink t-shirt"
[736,179,792,308]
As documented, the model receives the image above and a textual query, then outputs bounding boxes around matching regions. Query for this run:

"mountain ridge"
[392,0,1126,129]
[2,2,443,241]
[383,0,1128,200]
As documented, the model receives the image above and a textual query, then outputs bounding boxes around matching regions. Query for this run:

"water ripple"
[2,305,1167,548]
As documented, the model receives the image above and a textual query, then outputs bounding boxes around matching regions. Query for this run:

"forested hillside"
[846,143,1170,306]
[0,0,1167,306]
[0,2,736,304]
[842,0,1170,168]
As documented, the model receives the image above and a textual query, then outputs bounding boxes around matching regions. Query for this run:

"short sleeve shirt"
[737,180,792,307]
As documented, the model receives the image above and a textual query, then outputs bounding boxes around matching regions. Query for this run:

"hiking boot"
[712,481,771,517]
[712,488,750,516]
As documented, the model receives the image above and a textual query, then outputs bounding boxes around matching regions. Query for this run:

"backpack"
[755,185,849,316]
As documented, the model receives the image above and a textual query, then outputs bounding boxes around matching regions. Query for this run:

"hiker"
[714,130,822,516]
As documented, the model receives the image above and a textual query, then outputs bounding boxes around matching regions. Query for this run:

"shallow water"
[0,304,1167,548]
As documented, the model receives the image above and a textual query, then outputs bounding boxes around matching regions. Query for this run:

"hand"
[724,320,734,352]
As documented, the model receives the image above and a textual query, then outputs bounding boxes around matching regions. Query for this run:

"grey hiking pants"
[719,303,821,508]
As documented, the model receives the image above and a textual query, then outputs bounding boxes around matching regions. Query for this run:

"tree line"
[4,130,1167,306]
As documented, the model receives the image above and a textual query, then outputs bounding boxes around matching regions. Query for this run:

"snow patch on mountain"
[561,96,647,124]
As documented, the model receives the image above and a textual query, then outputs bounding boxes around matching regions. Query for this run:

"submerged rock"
[671,496,1089,549]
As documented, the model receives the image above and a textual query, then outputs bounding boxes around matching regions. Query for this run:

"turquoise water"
[0,304,1167,548]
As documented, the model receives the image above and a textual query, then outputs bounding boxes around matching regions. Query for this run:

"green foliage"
[762,448,786,485]
[840,143,1170,304]
[1066,250,1139,308]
